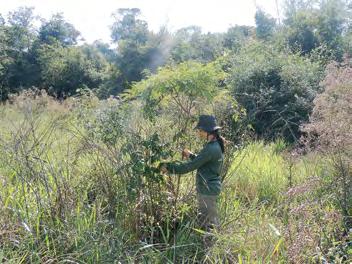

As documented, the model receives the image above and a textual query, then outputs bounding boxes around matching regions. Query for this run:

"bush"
[227,42,323,142]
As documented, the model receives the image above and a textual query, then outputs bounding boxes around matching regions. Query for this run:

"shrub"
[227,42,323,142]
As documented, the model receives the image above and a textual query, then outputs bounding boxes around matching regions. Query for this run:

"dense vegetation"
[0,0,351,263]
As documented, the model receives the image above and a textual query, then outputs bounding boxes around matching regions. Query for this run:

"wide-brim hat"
[194,115,221,133]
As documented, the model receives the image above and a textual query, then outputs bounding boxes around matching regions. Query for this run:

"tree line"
[0,0,351,141]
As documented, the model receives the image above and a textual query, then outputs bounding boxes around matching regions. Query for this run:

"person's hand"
[158,163,168,173]
[182,149,192,159]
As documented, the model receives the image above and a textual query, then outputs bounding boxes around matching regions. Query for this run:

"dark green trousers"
[197,194,219,229]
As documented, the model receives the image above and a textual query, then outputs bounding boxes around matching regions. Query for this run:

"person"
[159,115,225,230]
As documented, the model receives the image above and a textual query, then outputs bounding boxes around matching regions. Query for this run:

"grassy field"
[0,93,350,263]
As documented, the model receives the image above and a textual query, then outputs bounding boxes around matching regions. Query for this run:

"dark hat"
[194,115,221,133]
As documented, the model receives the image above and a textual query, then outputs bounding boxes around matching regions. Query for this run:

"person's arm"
[167,146,212,174]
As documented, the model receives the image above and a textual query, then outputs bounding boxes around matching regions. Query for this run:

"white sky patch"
[0,0,281,43]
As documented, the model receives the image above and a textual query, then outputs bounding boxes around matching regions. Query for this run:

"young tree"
[127,60,228,120]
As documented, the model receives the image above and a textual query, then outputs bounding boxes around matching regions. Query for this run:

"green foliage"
[121,132,172,203]
[0,7,116,100]
[92,40,117,63]
[7,6,36,28]
[38,13,81,46]
[223,25,255,51]
[37,42,109,97]
[0,23,12,100]
[128,61,227,119]
[110,8,148,44]
[110,8,169,90]
[0,93,348,262]
[227,41,323,141]
[1,3,352,103]
[170,26,224,63]
[255,9,276,40]
[0,4,350,263]
[85,98,124,145]
[227,142,288,203]
[0,7,38,96]
[115,40,152,85]
[282,0,352,60]
[284,8,319,54]
[126,59,246,149]
[5,7,37,52]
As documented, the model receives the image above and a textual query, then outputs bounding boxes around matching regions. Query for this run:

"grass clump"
[226,141,288,203]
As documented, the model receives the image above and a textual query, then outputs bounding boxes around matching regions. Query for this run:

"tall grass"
[0,92,349,263]
[226,141,288,203]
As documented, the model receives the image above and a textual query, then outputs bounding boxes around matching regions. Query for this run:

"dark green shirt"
[166,141,224,195]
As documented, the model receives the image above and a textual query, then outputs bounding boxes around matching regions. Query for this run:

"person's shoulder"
[206,141,222,153]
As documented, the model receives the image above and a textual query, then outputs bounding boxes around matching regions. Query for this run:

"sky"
[0,0,281,44]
